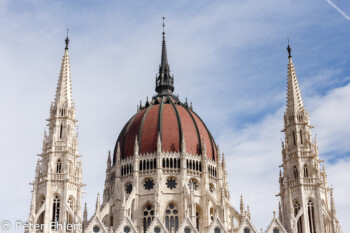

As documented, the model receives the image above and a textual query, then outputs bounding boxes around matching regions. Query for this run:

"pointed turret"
[240,195,244,215]
[247,205,251,220]
[330,189,337,217]
[54,35,73,107]
[83,202,88,227]
[155,16,174,95]
[181,133,186,153]
[286,44,304,117]
[134,136,139,156]
[107,150,111,169]
[95,193,101,213]
[157,133,162,153]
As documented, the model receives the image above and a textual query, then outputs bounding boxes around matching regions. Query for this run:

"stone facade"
[27,35,342,233]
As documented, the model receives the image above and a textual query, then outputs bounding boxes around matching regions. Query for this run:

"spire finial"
[65,28,70,50]
[162,15,166,35]
[155,15,174,95]
[287,37,291,58]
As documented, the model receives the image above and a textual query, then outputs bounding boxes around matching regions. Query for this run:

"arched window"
[304,165,309,178]
[123,227,130,233]
[68,197,74,211]
[244,228,250,233]
[143,204,154,233]
[308,200,316,233]
[154,227,160,233]
[52,196,60,229]
[56,159,62,173]
[184,228,191,233]
[165,203,179,232]
[300,130,303,144]
[273,228,280,233]
[293,166,299,179]
[210,208,214,222]
[196,212,199,231]
[294,201,300,216]
[214,228,221,233]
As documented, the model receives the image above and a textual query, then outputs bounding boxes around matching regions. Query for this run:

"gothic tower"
[279,45,342,233]
[27,36,84,233]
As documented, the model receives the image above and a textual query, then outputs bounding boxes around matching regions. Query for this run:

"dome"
[113,95,217,163]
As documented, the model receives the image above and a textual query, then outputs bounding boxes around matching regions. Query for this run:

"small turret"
[157,133,162,153]
[95,193,100,213]
[240,195,244,215]
[330,189,337,217]
[181,133,186,153]
[83,202,88,228]
[134,136,139,156]
[107,151,111,169]
[202,137,207,157]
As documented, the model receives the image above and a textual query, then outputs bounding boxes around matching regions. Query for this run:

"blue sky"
[0,0,349,232]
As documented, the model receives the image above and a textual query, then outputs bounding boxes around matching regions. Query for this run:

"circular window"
[125,183,132,195]
[166,177,177,189]
[144,179,155,190]
[209,183,215,193]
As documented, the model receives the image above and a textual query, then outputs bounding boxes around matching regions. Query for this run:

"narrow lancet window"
[60,124,63,139]
[293,166,299,179]
[308,200,316,233]
[304,165,309,178]
[293,131,296,145]
[52,196,60,229]
[300,130,303,144]
[56,159,62,173]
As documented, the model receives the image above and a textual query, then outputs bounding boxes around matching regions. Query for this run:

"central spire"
[54,35,73,107]
[286,43,304,116]
[155,16,174,95]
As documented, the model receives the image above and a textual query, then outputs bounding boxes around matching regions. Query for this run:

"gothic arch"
[142,202,154,233]
[195,204,202,232]
[164,202,179,232]
[188,178,199,191]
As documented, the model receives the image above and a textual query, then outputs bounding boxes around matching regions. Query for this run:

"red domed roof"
[113,96,217,163]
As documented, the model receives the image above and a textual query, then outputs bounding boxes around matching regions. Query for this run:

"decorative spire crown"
[287,39,291,58]
[65,29,69,50]
[155,16,174,96]
[286,44,304,116]
[54,34,73,107]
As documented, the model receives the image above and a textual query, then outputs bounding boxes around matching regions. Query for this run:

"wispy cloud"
[326,0,350,21]
[1,0,350,232]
